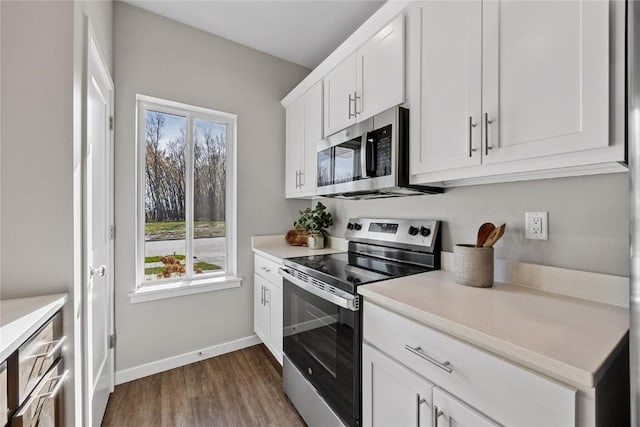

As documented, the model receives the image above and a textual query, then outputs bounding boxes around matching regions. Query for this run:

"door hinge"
[110,225,115,240]
[109,116,114,131]
[109,334,116,349]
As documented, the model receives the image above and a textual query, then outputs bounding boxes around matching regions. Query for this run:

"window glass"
[193,118,227,275]
[144,110,187,282]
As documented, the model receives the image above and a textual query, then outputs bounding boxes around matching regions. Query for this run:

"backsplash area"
[316,172,629,276]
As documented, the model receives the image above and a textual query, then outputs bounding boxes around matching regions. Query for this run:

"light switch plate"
[526,211,548,240]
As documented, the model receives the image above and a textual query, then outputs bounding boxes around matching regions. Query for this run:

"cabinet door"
[362,343,433,427]
[432,388,499,427]
[253,274,269,343]
[324,54,357,136]
[300,81,322,196]
[409,1,483,176]
[357,15,405,121]
[266,283,283,363]
[482,0,609,164]
[285,97,304,198]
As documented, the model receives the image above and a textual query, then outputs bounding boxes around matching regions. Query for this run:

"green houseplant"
[294,202,333,249]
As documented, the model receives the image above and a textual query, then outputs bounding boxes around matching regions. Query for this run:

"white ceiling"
[123,1,385,69]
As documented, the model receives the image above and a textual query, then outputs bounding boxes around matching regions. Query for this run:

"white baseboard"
[115,334,262,385]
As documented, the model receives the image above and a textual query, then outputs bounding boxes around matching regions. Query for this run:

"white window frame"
[131,95,240,303]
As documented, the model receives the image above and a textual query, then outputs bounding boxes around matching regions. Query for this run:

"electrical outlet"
[526,212,548,240]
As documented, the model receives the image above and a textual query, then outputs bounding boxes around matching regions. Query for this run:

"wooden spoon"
[476,223,496,248]
[483,223,506,248]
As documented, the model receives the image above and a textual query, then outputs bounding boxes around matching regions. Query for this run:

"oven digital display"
[368,222,398,234]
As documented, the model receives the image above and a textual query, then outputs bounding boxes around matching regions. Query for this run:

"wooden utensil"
[476,223,496,248]
[483,223,506,248]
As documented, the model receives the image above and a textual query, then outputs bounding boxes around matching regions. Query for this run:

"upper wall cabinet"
[324,15,405,137]
[409,0,626,185]
[285,81,322,198]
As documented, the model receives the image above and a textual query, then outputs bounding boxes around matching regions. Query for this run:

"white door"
[285,97,304,198]
[432,387,499,427]
[253,274,269,343]
[362,344,433,427]
[357,14,405,122]
[324,54,357,136]
[300,81,323,195]
[409,0,483,176]
[482,0,609,164]
[84,26,115,427]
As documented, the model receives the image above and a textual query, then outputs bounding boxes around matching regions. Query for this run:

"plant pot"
[307,233,325,249]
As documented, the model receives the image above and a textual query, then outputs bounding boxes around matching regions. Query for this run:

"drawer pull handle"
[261,266,271,273]
[16,370,68,419]
[28,336,67,360]
[404,344,453,373]
[35,370,68,400]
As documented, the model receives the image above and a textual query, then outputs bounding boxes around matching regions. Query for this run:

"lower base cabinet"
[253,254,283,364]
[363,343,498,427]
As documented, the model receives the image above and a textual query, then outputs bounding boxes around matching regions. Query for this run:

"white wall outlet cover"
[526,211,549,240]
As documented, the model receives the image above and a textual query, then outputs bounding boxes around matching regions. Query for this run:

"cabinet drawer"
[363,302,575,426]
[11,358,65,427]
[254,255,282,287]
[11,313,64,409]
[1,362,6,427]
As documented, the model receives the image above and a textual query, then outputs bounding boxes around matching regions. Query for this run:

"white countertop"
[0,294,67,362]
[358,270,628,390]
[252,234,346,263]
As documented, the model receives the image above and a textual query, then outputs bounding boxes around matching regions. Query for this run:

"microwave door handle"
[360,133,368,178]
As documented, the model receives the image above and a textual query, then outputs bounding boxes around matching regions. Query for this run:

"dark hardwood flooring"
[102,344,306,427]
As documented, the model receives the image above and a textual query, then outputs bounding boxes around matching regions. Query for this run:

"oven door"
[282,277,360,427]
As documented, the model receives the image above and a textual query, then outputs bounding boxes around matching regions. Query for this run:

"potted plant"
[299,202,333,249]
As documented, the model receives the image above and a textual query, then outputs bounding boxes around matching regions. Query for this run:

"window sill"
[129,275,243,304]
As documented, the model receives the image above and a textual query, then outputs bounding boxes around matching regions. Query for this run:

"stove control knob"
[354,223,362,231]
[408,226,419,236]
[347,222,354,230]
[420,226,431,237]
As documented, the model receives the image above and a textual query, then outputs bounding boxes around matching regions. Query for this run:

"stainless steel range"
[279,218,441,427]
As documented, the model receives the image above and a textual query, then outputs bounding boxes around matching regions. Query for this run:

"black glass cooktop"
[284,252,432,294]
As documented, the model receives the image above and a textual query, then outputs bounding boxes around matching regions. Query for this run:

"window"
[134,95,238,301]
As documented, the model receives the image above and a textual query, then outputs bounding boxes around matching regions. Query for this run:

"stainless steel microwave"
[316,106,443,199]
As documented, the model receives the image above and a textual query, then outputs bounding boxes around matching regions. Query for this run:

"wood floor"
[102,345,306,427]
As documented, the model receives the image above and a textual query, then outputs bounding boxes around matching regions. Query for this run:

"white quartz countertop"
[252,235,346,263]
[358,270,629,390]
[0,294,67,362]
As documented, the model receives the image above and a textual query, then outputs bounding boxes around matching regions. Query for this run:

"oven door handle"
[278,267,359,311]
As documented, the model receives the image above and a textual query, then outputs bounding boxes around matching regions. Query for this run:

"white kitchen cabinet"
[324,54,357,137]
[408,0,625,185]
[432,388,499,427]
[253,254,284,364]
[363,302,576,426]
[362,343,433,427]
[285,81,322,199]
[324,15,405,137]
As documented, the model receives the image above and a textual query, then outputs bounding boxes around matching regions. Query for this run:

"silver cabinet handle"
[28,336,67,359]
[416,393,427,427]
[260,285,265,305]
[261,266,271,273]
[354,92,361,116]
[432,405,443,427]
[348,93,354,119]
[89,265,106,278]
[468,116,478,157]
[264,287,270,305]
[404,345,453,373]
[295,170,299,188]
[299,170,304,187]
[484,112,494,155]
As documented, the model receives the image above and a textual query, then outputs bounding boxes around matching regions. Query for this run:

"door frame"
[82,18,115,427]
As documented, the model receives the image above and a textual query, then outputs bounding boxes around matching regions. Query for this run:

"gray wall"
[113,2,309,371]
[1,1,112,424]
[319,172,629,276]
